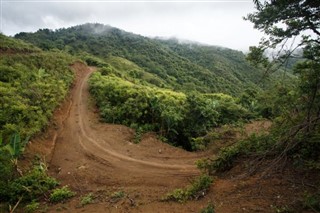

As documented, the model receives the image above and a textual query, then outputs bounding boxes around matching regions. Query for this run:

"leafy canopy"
[246,0,319,47]
[245,0,320,162]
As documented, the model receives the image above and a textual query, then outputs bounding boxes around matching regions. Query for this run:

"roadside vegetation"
[162,174,213,203]
[0,35,74,140]
[0,34,75,211]
[197,0,320,210]
[199,0,320,173]
[89,67,251,149]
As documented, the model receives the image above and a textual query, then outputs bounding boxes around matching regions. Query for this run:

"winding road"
[44,62,205,207]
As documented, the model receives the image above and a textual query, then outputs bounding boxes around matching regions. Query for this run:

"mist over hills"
[15,23,266,95]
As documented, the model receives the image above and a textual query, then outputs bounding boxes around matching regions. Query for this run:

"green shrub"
[190,137,210,151]
[197,134,274,173]
[110,191,125,199]
[133,127,143,144]
[211,146,241,172]
[200,203,215,213]
[25,200,40,213]
[0,149,14,199]
[89,72,187,146]
[8,164,58,202]
[0,35,75,209]
[0,34,41,52]
[187,174,213,198]
[80,193,94,206]
[0,50,74,140]
[81,54,107,67]
[196,145,241,173]
[163,174,213,202]
[131,124,154,144]
[50,186,75,203]
[0,142,59,204]
[163,188,189,203]
[89,72,248,150]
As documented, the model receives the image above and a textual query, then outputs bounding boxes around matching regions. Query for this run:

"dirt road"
[33,62,209,212]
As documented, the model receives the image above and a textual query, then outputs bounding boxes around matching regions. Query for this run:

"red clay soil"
[23,62,317,213]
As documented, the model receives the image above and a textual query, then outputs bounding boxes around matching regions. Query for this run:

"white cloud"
[1,1,264,51]
[42,15,67,29]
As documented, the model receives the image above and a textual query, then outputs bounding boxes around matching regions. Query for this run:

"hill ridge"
[15,23,264,95]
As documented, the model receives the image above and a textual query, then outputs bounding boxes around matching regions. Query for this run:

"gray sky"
[0,0,263,51]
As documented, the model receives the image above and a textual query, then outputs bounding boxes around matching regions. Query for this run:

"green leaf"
[10,133,21,157]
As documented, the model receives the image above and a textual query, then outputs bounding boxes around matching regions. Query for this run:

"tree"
[246,0,319,46]
[246,0,319,69]
[245,0,320,160]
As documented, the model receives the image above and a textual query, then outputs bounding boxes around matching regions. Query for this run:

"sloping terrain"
[15,23,265,95]
[2,30,316,213]
[24,62,317,213]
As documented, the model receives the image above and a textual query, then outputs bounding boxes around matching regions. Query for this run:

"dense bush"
[89,71,186,136]
[89,71,249,149]
[196,134,274,173]
[243,0,320,171]
[11,166,58,202]
[50,186,75,203]
[0,149,14,199]
[0,49,74,141]
[0,162,58,203]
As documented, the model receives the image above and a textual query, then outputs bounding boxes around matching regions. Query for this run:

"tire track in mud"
[48,99,73,164]
[76,67,199,173]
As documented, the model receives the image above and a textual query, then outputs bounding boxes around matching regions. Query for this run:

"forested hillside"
[157,38,266,92]
[15,23,265,95]
[14,23,285,150]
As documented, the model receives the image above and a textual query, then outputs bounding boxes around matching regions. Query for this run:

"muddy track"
[47,62,204,187]
[77,68,198,172]
[31,62,215,212]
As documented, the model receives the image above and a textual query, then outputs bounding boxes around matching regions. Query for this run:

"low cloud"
[1,1,263,51]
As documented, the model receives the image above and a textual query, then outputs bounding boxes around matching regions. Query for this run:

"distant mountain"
[15,23,266,95]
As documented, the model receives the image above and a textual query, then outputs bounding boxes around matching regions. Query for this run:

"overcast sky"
[0,0,264,51]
